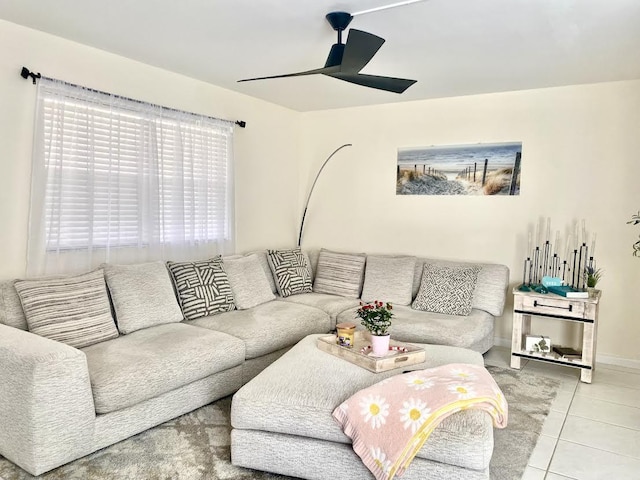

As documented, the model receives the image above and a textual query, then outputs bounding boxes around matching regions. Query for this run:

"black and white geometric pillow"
[167,256,235,320]
[412,264,480,316]
[266,248,313,298]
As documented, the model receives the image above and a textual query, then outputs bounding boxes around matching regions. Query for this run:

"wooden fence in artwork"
[457,152,522,195]
[396,164,443,179]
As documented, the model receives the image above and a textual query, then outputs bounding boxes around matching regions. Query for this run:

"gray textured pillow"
[267,248,313,298]
[412,263,480,316]
[0,280,28,330]
[104,261,184,333]
[15,269,119,349]
[313,249,366,298]
[361,255,417,305]
[167,256,236,320]
[224,254,275,309]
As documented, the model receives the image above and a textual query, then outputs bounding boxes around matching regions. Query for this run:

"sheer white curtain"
[27,78,235,276]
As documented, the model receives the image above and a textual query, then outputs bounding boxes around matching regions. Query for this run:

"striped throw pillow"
[15,269,118,349]
[267,248,313,297]
[313,249,366,298]
[167,256,236,320]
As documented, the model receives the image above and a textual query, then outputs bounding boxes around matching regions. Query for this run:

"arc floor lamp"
[297,143,353,247]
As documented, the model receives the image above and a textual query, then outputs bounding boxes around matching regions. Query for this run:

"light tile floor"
[483,346,640,480]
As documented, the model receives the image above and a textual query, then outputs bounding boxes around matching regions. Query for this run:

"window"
[27,78,234,276]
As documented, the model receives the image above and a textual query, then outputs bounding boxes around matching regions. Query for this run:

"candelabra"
[519,218,597,292]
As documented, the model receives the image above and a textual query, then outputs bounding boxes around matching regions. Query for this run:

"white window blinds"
[27,78,234,276]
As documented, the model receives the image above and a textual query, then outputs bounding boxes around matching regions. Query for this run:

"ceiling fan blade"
[238,66,339,83]
[340,29,385,72]
[326,72,417,93]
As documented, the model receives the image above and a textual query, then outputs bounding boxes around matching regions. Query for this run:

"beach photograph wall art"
[396,142,523,195]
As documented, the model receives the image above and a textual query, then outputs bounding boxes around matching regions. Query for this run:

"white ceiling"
[1,0,639,112]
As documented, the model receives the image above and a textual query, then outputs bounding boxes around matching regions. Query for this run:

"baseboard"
[493,336,640,370]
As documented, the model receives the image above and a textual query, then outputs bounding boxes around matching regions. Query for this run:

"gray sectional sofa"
[0,249,508,476]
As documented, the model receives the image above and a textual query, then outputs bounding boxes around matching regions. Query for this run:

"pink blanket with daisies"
[332,363,508,480]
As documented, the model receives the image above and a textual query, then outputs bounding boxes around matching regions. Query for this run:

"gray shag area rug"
[0,366,560,480]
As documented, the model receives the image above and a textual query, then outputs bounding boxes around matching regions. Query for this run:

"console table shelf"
[510,288,600,383]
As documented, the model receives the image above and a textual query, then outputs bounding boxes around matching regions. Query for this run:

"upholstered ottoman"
[231,334,494,480]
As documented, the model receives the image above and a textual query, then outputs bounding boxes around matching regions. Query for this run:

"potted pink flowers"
[356,301,393,356]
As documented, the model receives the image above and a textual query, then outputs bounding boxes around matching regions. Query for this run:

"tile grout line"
[544,375,579,478]
[565,411,640,432]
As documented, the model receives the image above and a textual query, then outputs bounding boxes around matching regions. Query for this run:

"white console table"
[511,288,600,383]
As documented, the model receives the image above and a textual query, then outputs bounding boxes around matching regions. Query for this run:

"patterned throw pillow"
[167,256,236,320]
[267,248,313,298]
[15,269,119,349]
[412,263,480,316]
[313,249,366,298]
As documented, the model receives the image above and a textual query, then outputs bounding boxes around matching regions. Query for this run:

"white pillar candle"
[554,231,560,255]
[546,217,551,242]
[528,231,532,256]
[591,233,596,257]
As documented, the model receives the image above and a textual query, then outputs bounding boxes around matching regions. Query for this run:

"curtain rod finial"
[21,66,41,84]
[235,120,246,128]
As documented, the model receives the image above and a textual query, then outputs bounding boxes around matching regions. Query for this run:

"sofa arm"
[0,324,96,475]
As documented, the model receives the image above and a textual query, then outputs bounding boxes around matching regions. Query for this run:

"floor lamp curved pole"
[297,143,353,247]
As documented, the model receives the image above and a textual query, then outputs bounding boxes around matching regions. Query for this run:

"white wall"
[0,19,300,279]
[299,80,640,365]
[2,18,639,365]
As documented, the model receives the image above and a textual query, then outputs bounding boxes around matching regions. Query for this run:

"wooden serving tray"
[317,332,426,373]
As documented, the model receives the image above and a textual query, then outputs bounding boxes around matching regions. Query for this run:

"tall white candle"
[591,233,597,257]
[582,219,586,245]
[565,234,572,261]
[546,217,551,242]
[554,231,560,255]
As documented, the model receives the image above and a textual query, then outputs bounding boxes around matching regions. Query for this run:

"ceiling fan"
[238,10,417,94]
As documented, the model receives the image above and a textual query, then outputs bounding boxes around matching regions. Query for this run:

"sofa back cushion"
[15,269,119,348]
[0,280,28,330]
[104,261,183,333]
[167,256,236,320]
[412,264,480,315]
[412,258,509,316]
[224,254,275,310]
[267,248,313,297]
[246,250,278,294]
[361,255,417,305]
[313,249,366,298]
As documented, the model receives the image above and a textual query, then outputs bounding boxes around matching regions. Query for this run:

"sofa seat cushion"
[336,305,494,353]
[82,323,245,414]
[188,301,330,360]
[278,293,360,326]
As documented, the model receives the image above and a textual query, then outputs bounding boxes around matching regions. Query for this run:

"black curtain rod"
[20,66,246,128]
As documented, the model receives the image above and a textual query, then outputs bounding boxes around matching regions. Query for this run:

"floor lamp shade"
[297,144,353,247]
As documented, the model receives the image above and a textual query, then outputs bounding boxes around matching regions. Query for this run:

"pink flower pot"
[370,334,390,356]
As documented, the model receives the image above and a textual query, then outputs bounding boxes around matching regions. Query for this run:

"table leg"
[580,322,595,384]
[511,312,530,369]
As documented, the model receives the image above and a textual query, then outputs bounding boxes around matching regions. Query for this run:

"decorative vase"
[587,287,600,298]
[370,334,390,356]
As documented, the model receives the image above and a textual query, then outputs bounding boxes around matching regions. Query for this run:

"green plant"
[356,301,393,336]
[628,211,640,257]
[584,266,603,288]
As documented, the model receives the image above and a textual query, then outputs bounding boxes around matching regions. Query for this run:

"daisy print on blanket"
[360,394,389,429]
[399,398,431,434]
[333,363,508,480]
[404,375,434,391]
[370,447,392,475]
